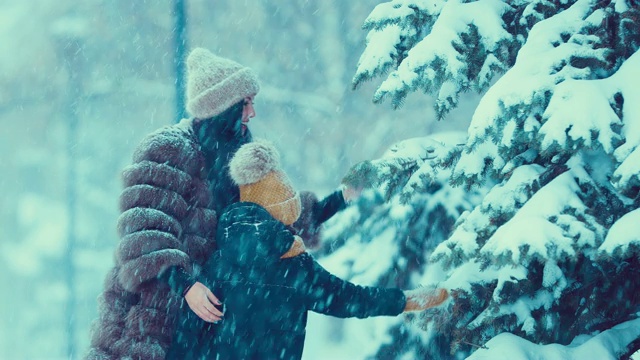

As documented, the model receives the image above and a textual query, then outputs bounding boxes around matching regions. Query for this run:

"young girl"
[172,140,449,359]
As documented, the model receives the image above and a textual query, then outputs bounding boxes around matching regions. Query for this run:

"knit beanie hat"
[229,140,301,225]
[186,47,260,119]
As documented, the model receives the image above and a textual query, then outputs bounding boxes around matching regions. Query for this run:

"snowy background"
[3,0,640,359]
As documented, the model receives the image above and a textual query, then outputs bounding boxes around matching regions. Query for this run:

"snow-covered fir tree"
[314,133,487,359]
[318,0,640,358]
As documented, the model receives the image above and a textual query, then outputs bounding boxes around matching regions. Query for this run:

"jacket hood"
[216,202,295,267]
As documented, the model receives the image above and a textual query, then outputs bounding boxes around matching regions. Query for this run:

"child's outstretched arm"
[278,239,449,316]
[289,254,406,319]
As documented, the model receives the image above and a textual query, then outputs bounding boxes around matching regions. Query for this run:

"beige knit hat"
[229,140,301,226]
[186,48,260,119]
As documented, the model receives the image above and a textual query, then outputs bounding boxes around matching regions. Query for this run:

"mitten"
[280,235,306,259]
[403,287,449,312]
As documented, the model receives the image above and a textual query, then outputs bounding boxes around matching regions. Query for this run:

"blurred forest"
[0,0,475,358]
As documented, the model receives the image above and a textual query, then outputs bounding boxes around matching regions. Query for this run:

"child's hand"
[280,235,306,259]
[403,287,449,312]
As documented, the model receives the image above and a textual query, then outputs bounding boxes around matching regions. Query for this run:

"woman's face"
[241,95,256,136]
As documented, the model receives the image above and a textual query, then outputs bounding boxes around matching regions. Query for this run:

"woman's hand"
[184,282,224,322]
[341,185,363,203]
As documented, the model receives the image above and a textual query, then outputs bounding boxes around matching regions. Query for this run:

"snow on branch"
[539,47,640,171]
[353,0,444,90]
[363,133,466,202]
[431,163,546,268]
[478,165,603,266]
[456,0,611,183]
[610,49,640,196]
[361,0,443,31]
[539,78,622,158]
[467,317,640,360]
[353,25,404,90]
[374,0,513,113]
[598,208,640,258]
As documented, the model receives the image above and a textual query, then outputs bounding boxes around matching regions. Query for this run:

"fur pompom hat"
[186,47,260,120]
[229,139,301,225]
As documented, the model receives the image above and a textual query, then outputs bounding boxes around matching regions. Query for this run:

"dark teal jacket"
[172,202,406,360]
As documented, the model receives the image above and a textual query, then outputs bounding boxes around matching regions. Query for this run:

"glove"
[403,287,449,312]
[280,235,306,259]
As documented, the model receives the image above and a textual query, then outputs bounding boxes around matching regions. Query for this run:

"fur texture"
[117,249,192,292]
[293,191,322,248]
[86,123,215,360]
[229,139,282,185]
[122,161,211,207]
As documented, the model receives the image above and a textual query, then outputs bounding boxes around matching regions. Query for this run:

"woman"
[86,48,354,359]
[171,140,449,359]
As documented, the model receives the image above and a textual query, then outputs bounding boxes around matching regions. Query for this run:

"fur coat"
[85,119,329,360]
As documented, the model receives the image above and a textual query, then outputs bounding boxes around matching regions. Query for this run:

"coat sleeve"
[293,190,346,247]
[312,190,347,224]
[115,126,216,294]
[290,254,406,318]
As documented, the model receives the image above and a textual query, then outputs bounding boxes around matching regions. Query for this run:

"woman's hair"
[210,100,244,139]
[195,99,253,214]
